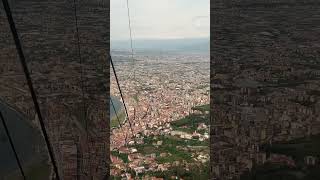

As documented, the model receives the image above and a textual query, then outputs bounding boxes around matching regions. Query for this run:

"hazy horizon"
[111,0,209,41]
[111,37,209,53]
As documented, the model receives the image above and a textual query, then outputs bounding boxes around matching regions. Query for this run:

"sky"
[111,0,210,41]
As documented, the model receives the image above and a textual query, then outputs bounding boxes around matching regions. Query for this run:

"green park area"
[171,110,209,134]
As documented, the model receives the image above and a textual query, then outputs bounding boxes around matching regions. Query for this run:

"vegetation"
[147,162,209,180]
[262,134,320,163]
[196,84,209,90]
[111,150,129,163]
[110,176,122,180]
[191,104,210,112]
[110,109,126,128]
[125,105,210,179]
[133,93,139,102]
[242,135,320,180]
[240,162,320,180]
[131,135,207,162]
[240,163,303,180]
[170,113,209,133]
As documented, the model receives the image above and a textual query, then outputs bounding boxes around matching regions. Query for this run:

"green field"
[147,162,209,180]
[241,135,320,180]
[263,134,320,163]
[170,113,209,133]
[130,135,208,162]
[240,163,320,180]
[191,104,210,112]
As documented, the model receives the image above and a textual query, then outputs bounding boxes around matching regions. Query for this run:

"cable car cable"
[0,110,26,179]
[110,55,135,138]
[2,0,61,179]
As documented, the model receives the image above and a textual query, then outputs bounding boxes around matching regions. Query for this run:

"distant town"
[110,51,210,179]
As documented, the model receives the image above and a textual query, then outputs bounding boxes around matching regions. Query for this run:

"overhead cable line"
[125,0,138,125]
[0,110,26,179]
[125,0,135,77]
[72,0,88,133]
[110,55,135,138]
[72,2,94,177]
[2,0,61,179]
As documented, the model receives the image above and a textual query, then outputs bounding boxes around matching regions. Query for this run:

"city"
[211,0,320,179]
[110,51,210,179]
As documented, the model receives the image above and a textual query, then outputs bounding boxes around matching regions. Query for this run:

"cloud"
[111,0,209,40]
[192,16,210,31]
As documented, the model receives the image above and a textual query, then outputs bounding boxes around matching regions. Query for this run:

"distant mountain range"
[111,38,209,54]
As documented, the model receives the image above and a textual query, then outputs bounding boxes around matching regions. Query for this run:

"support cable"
[125,0,135,79]
[2,0,61,179]
[110,55,135,138]
[72,0,87,133]
[0,110,26,180]
[125,0,138,124]
[72,1,94,177]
